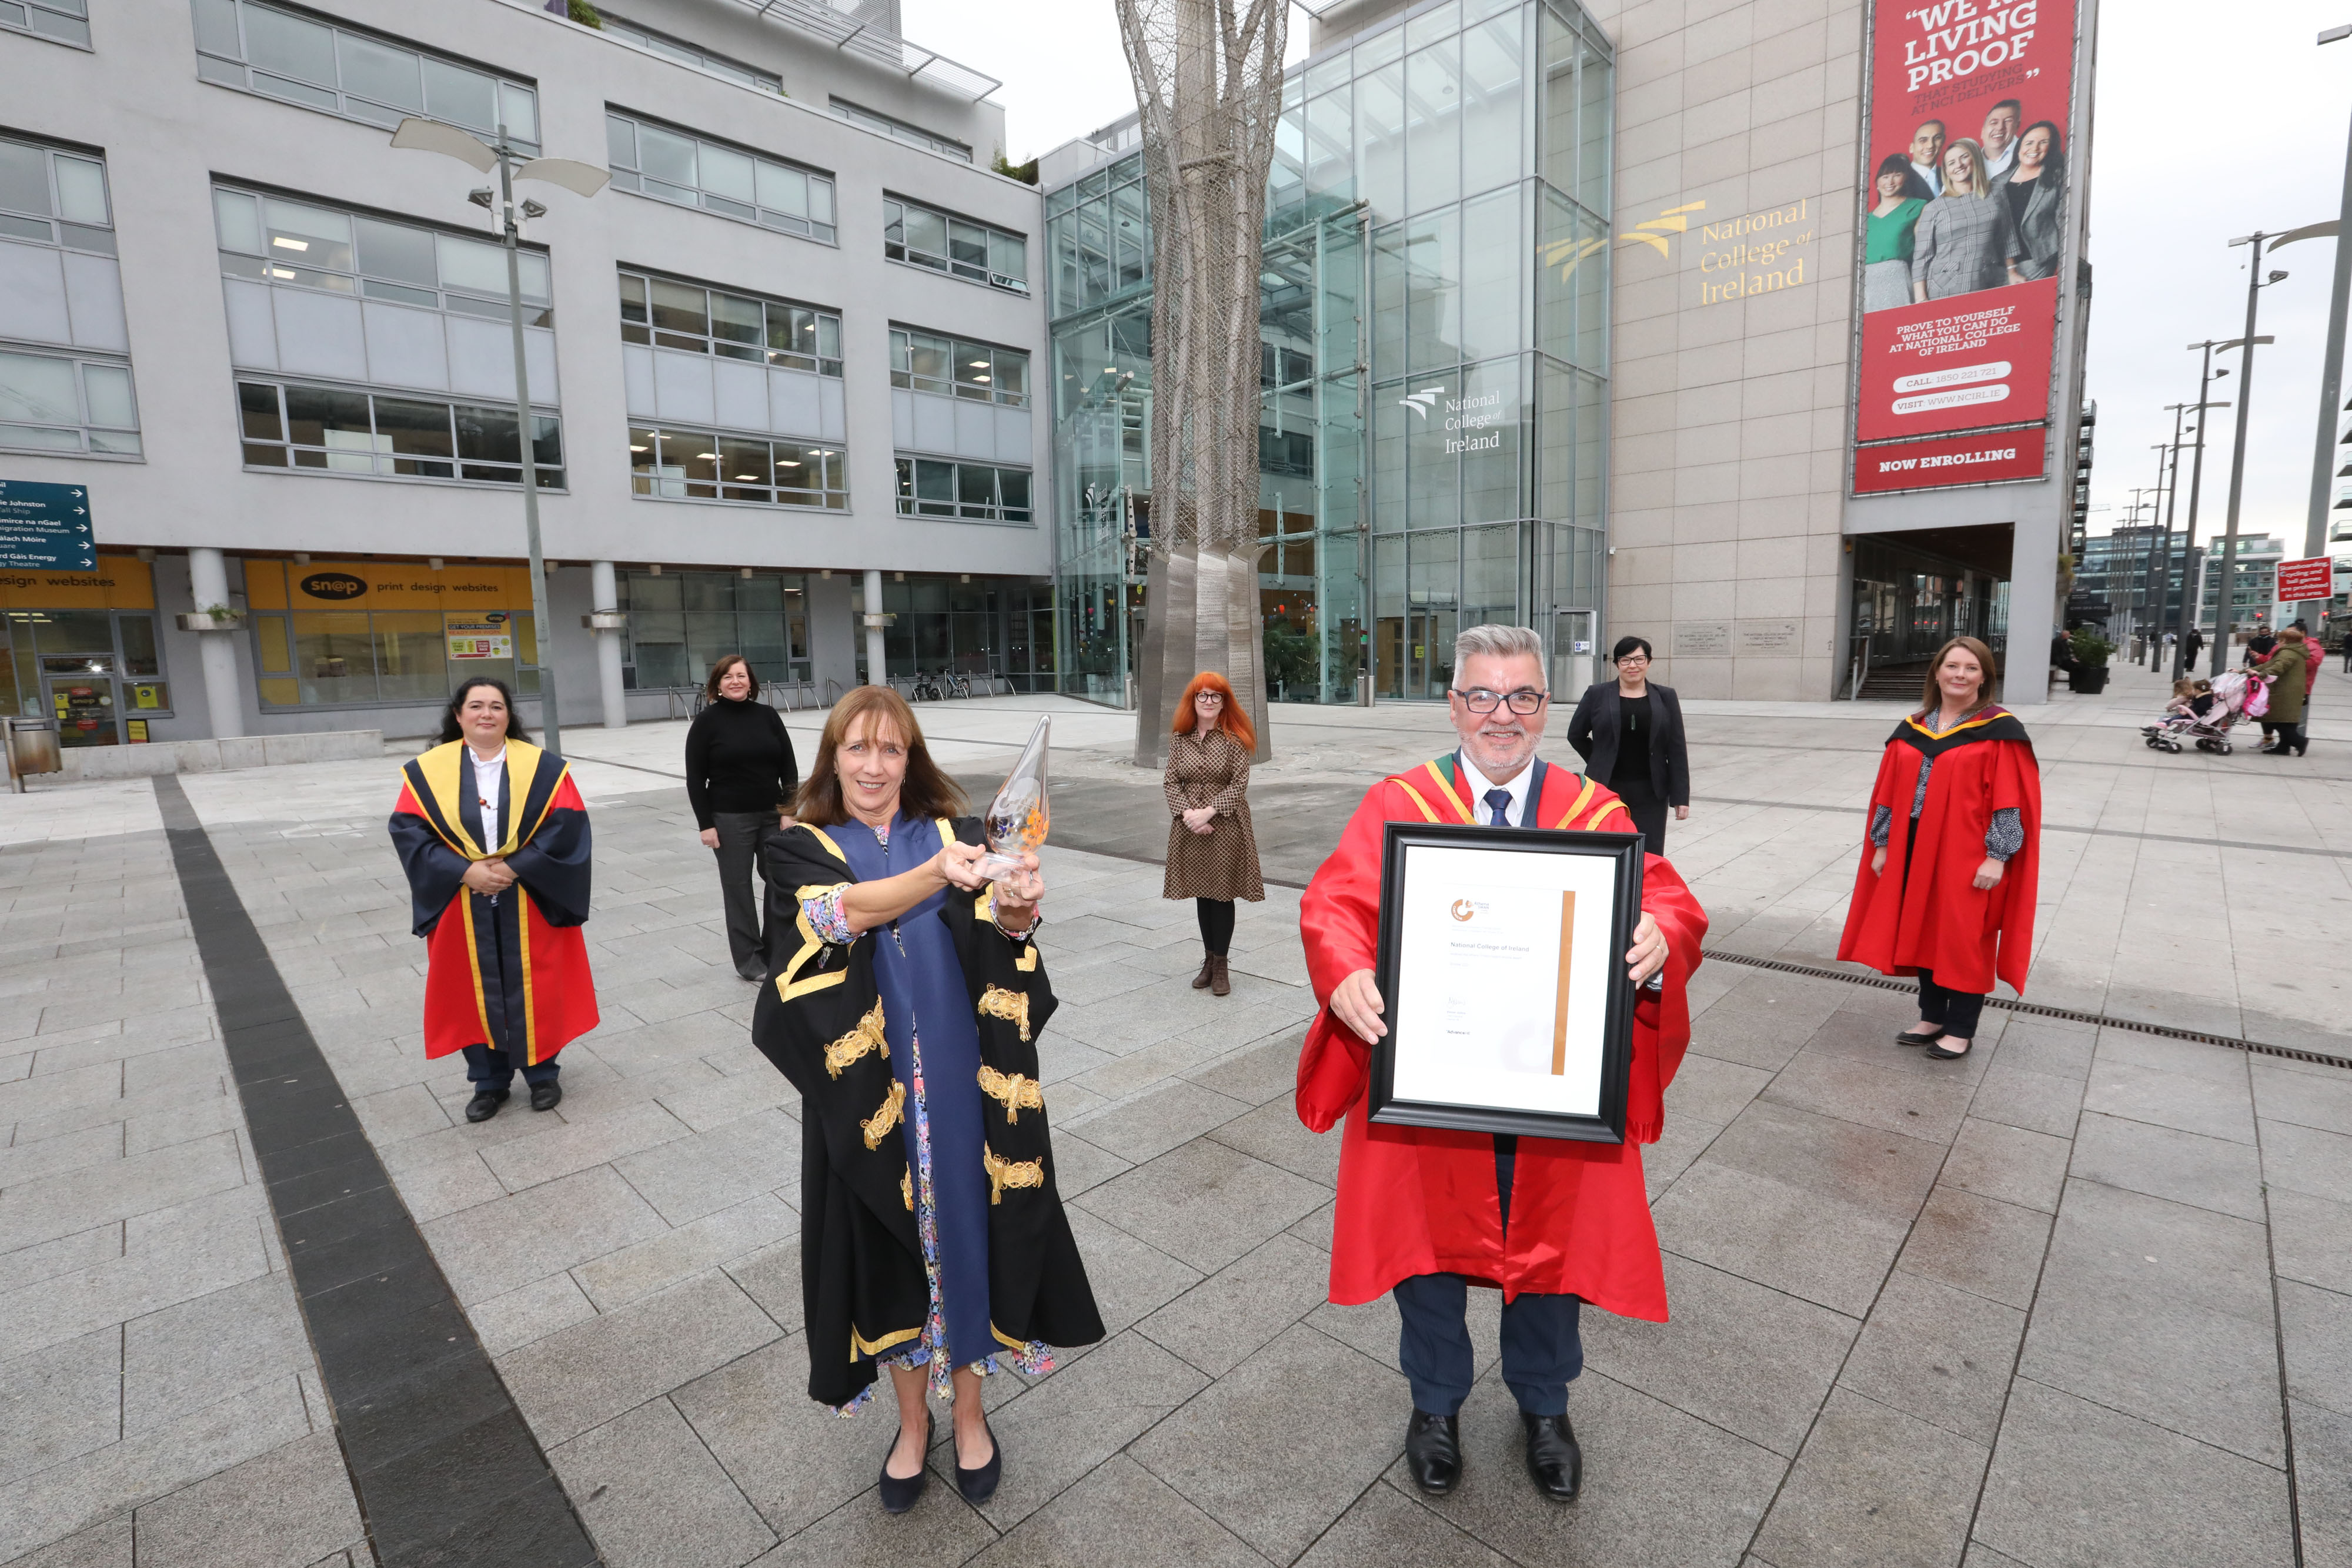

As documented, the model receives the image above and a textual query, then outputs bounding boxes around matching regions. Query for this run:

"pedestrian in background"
[686,655,799,981]
[1162,671,1264,998]
[2255,628,2310,757]
[1839,637,2041,1064]
[1565,637,1690,852]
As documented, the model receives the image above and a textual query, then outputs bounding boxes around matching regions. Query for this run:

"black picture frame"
[1368,822,1646,1144]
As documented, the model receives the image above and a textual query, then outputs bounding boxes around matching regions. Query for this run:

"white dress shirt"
[1910,159,1943,196]
[1983,141,2016,179]
[1457,751,1533,827]
[469,743,506,848]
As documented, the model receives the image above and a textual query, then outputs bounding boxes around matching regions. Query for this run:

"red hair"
[1172,671,1255,751]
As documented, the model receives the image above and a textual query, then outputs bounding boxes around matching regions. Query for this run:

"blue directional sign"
[0,480,96,571]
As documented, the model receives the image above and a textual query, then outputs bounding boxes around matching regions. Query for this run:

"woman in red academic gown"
[389,678,597,1121]
[1838,636,2040,1061]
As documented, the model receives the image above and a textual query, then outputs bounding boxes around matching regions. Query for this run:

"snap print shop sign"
[1853,0,2081,480]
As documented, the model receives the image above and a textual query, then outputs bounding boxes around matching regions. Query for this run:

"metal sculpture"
[1115,0,1288,764]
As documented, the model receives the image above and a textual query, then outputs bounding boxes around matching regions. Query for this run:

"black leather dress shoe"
[1522,1411,1581,1502]
[1404,1409,1461,1494]
[529,1079,563,1112]
[465,1089,508,1123]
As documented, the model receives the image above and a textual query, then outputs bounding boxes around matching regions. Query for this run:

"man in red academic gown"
[1297,625,1708,1503]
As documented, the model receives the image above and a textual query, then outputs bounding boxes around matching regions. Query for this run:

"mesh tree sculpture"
[1117,0,1288,765]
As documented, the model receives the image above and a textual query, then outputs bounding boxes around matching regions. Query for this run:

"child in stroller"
[2143,673,2247,754]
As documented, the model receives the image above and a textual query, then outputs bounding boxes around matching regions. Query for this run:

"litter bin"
[5,716,62,791]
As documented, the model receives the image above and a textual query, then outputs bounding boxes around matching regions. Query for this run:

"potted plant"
[175,602,244,633]
[2067,625,2114,693]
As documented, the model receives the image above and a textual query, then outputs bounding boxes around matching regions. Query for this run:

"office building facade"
[0,0,1052,748]
[1041,0,2097,705]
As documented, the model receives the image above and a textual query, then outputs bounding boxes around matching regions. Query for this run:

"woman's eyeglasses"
[1449,687,1547,715]
[1195,691,1225,704]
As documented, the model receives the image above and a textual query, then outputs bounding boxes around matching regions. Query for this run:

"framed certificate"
[1369,823,1645,1144]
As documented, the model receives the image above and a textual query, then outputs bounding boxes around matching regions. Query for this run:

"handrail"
[1845,636,1872,701]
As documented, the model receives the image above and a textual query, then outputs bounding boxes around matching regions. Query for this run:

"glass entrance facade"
[1044,0,1615,703]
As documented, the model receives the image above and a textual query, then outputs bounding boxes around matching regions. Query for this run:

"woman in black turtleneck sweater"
[686,656,800,981]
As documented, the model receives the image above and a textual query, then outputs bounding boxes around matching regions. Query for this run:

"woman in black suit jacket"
[1565,636,1690,851]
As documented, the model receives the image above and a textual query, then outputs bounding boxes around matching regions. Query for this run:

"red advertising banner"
[1855,0,2079,470]
[1853,426,2048,493]
[2275,556,2336,601]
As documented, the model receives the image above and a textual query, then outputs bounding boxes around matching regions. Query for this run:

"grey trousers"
[712,811,778,978]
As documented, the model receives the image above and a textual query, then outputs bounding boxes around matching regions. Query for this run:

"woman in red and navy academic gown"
[1838,636,2040,1062]
[389,677,597,1121]
[1295,631,1708,1504]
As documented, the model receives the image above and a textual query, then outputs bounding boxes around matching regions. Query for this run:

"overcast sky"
[908,0,2352,555]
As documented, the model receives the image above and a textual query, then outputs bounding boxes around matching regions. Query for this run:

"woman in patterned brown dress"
[1163,672,1265,996]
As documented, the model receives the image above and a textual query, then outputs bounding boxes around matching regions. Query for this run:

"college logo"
[1399,387,1444,419]
[1450,899,1476,922]
[298,571,368,601]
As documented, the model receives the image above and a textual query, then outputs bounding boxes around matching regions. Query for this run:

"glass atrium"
[1044,0,1614,703]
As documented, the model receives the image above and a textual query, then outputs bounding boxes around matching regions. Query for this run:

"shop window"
[884,196,1027,294]
[613,569,810,691]
[605,111,836,243]
[618,270,840,375]
[192,0,539,152]
[889,328,1028,407]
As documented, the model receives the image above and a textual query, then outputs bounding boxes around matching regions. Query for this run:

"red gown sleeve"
[1622,852,1706,1142]
[1989,739,2041,996]
[1295,783,1393,1134]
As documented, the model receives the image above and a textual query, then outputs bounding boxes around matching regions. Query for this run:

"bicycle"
[946,671,973,700]
[910,670,945,702]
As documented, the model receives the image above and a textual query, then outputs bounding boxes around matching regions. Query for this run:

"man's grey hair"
[1451,624,1548,688]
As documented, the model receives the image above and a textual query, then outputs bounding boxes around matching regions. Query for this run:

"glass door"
[44,656,119,746]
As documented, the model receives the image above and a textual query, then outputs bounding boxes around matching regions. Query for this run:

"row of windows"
[888,329,1028,407]
[831,99,971,163]
[601,15,781,96]
[894,458,1033,524]
[213,187,552,322]
[0,0,85,48]
[886,199,1028,294]
[606,112,837,245]
[236,381,563,487]
[192,0,540,153]
[619,271,841,377]
[0,349,139,456]
[630,427,848,509]
[0,135,113,255]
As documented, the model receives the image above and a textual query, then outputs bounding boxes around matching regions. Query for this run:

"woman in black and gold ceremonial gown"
[751,686,1100,1514]
[389,678,597,1122]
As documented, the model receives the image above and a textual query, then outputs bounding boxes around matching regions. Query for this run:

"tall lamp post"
[2169,346,2234,677]
[2210,229,2291,675]
[2295,21,2352,633]
[2144,443,2179,668]
[389,117,607,753]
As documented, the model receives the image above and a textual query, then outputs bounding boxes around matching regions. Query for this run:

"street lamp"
[2293,21,2352,634]
[2169,348,2235,676]
[2209,231,2293,674]
[389,116,607,752]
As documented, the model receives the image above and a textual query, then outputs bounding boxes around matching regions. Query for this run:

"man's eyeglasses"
[1449,687,1547,716]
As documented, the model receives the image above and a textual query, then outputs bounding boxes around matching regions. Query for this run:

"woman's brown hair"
[792,685,967,827]
[702,654,758,702]
[1171,670,1256,751]
[1917,636,2000,717]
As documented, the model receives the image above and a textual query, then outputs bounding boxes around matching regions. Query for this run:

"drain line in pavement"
[151,775,600,1568]
[1700,948,2352,1071]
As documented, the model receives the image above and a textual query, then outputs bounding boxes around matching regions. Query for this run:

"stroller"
[2143,670,2254,754]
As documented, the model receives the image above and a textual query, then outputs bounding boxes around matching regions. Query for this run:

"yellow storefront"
[242,559,543,713]
[0,555,169,747]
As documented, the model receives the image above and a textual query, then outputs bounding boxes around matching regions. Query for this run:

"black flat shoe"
[1894,1027,1945,1047]
[464,1090,507,1123]
[1404,1409,1461,1495]
[954,1416,1001,1504]
[529,1080,562,1112]
[1923,1038,1973,1061]
[879,1412,933,1514]
[1522,1411,1582,1502]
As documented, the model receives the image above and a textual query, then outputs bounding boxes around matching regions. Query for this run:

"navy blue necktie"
[1484,788,1512,827]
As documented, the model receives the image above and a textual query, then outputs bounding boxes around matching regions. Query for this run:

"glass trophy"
[978,717,1050,881]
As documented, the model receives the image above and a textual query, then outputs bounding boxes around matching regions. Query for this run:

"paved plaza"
[2,662,2348,1567]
